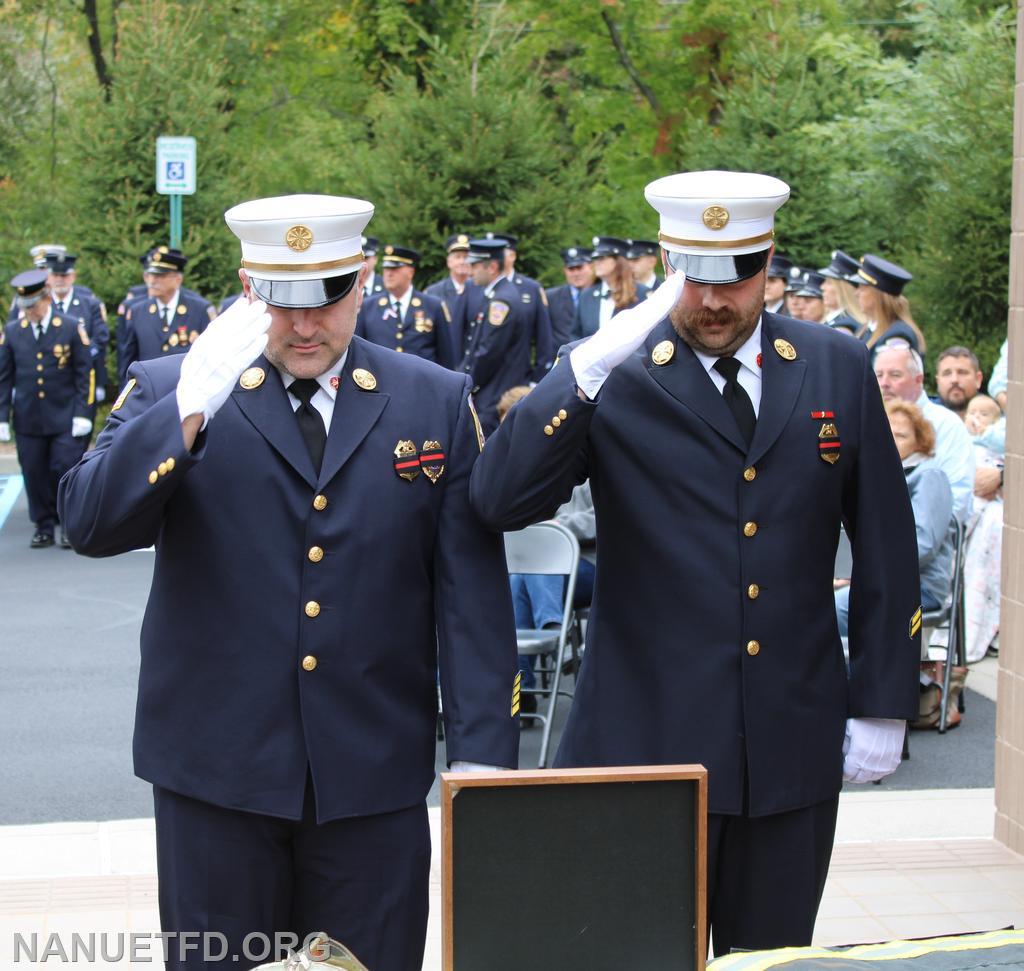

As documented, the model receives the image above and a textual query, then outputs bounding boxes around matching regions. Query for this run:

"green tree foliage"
[0,0,1015,375]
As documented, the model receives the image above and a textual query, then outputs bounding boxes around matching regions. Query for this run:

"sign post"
[155,136,197,249]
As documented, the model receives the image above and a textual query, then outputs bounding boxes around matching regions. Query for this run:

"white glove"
[0,422,9,443]
[71,417,92,438]
[95,386,106,403]
[450,761,506,772]
[842,717,905,783]
[569,270,686,400]
[176,297,271,424]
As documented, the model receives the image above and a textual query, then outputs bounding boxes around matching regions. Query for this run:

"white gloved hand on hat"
[0,422,9,443]
[842,717,905,784]
[176,297,271,425]
[569,270,685,400]
[71,417,92,438]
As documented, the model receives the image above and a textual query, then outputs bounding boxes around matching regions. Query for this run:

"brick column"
[994,0,1024,853]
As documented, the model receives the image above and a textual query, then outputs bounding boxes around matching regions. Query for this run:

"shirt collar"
[693,318,763,378]
[37,306,53,330]
[279,350,349,402]
[484,277,500,298]
[391,286,413,315]
[158,290,180,315]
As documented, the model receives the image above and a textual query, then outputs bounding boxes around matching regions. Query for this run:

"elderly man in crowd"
[875,344,975,523]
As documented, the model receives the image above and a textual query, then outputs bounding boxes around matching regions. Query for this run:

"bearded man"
[470,171,921,957]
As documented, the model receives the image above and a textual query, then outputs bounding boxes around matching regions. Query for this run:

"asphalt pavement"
[0,460,996,824]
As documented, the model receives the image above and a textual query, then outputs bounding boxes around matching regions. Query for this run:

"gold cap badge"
[774,338,797,361]
[285,225,313,252]
[651,340,675,366]
[239,366,265,390]
[702,205,730,230]
[353,368,377,391]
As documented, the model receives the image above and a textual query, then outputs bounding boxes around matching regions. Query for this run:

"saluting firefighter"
[117,248,216,385]
[355,244,456,366]
[459,237,530,436]
[58,194,519,971]
[0,271,94,548]
[471,171,921,956]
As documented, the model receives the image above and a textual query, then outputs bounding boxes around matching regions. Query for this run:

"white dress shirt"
[156,290,181,324]
[32,305,53,339]
[279,352,349,433]
[692,319,763,416]
[390,286,413,321]
[597,284,614,330]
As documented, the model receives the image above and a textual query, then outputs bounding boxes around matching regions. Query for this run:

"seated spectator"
[497,386,596,719]
[935,345,984,419]
[835,400,952,632]
[963,393,1005,662]
[875,344,975,523]
[989,338,1008,412]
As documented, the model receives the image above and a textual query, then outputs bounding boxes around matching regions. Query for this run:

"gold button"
[36,352,43,360]
[743,467,756,482]
[38,391,45,398]
[158,462,168,476]
[305,601,321,618]
[166,457,176,472]
[743,521,758,537]
[162,344,168,352]
[308,546,324,563]
[558,409,568,421]
[37,378,43,385]
[313,495,328,511]
[552,416,561,427]
[301,655,318,672]
[148,471,158,485]
[747,640,760,656]
[396,347,404,352]
[36,365,43,372]
[747,583,760,600]
[544,425,554,436]
[395,332,403,339]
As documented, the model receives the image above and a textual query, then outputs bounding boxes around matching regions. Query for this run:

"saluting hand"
[569,269,685,400]
[176,296,271,427]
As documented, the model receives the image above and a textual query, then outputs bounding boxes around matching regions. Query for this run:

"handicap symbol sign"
[166,161,185,181]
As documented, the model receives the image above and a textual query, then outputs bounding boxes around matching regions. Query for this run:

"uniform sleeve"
[89,299,110,376]
[529,290,555,382]
[118,309,138,387]
[58,362,205,556]
[71,325,95,419]
[0,328,12,423]
[435,377,520,768]
[843,352,922,720]
[470,358,593,531]
[464,299,518,391]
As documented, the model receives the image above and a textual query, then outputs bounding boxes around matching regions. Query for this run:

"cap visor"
[249,272,357,309]
[666,249,769,285]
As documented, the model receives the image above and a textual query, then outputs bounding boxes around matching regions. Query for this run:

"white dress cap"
[644,171,790,258]
[225,194,374,283]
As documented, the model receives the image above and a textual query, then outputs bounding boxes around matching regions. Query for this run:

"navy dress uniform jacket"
[54,289,110,395]
[508,274,555,383]
[355,289,455,367]
[458,277,531,436]
[545,283,580,350]
[470,312,921,817]
[571,283,649,340]
[0,312,94,434]
[118,292,214,385]
[425,278,479,365]
[58,337,519,822]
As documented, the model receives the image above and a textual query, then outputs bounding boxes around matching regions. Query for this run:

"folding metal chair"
[504,521,580,768]
[920,518,967,733]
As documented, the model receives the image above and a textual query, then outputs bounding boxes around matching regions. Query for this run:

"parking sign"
[156,136,196,195]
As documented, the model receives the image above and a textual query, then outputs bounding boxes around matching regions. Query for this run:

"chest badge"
[419,440,445,484]
[239,367,265,390]
[818,420,840,465]
[394,440,420,481]
[651,340,674,366]
[774,338,796,361]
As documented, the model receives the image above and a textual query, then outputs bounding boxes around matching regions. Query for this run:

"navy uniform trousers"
[470,311,921,955]
[59,337,519,970]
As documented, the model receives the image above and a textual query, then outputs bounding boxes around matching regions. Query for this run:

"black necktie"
[714,357,756,446]
[290,379,326,474]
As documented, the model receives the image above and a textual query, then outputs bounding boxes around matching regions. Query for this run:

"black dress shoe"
[31,531,54,549]
[59,532,71,549]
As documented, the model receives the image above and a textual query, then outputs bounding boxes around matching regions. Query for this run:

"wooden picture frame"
[441,764,707,971]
